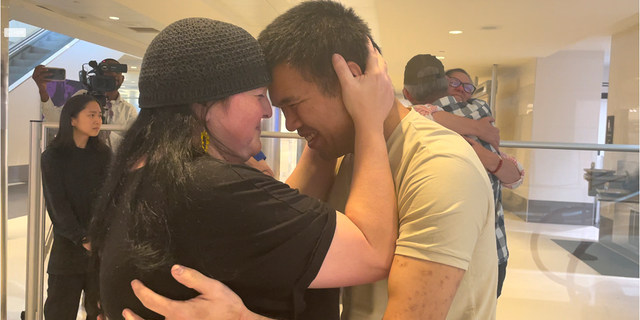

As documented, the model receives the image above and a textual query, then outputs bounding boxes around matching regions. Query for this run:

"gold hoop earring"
[201,130,210,153]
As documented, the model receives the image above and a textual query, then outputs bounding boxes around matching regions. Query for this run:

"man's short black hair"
[258,0,380,96]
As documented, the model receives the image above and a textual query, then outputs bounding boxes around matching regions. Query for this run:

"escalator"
[8,20,75,87]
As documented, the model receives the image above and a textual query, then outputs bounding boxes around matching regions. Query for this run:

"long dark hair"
[87,99,246,314]
[89,104,200,270]
[48,94,110,153]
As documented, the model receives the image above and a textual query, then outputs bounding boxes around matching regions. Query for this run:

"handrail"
[25,121,45,320]
[23,122,638,319]
[40,123,640,153]
[8,28,46,57]
[260,131,304,139]
[0,2,8,319]
[42,122,131,130]
[500,141,639,152]
[260,131,639,153]
[9,38,80,92]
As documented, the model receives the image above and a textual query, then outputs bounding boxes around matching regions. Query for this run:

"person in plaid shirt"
[403,55,525,298]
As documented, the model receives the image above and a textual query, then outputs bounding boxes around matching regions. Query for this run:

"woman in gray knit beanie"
[89,15,395,320]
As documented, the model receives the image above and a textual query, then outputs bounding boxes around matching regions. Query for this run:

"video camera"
[79,60,127,108]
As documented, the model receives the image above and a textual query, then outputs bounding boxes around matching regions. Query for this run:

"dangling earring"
[201,130,210,153]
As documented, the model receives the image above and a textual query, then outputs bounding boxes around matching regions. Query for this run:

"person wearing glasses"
[403,55,525,298]
[445,68,477,103]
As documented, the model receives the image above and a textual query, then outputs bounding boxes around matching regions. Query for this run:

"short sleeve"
[177,160,337,318]
[41,98,61,122]
[394,147,493,271]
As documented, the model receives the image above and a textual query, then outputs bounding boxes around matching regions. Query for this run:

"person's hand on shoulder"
[474,117,500,152]
[245,157,275,178]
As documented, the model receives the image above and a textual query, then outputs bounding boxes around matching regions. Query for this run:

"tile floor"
[497,212,639,320]
[3,211,639,320]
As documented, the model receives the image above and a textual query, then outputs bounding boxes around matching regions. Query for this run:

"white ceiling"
[10,0,639,89]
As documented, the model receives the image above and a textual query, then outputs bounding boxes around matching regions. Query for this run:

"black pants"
[44,273,98,320]
[497,261,508,298]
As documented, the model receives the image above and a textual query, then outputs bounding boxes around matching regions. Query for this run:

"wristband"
[489,154,503,174]
[253,151,267,162]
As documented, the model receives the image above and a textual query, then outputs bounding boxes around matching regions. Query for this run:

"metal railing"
[16,122,640,320]
[8,28,45,56]
[24,122,44,320]
[262,131,640,153]
[24,122,131,320]
[1,2,9,319]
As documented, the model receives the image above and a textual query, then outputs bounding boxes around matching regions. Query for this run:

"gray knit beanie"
[138,18,270,108]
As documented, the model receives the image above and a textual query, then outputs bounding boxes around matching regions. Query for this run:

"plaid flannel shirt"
[431,96,509,264]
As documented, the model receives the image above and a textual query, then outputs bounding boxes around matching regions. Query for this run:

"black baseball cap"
[403,54,445,85]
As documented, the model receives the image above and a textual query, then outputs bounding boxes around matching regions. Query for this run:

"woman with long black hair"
[41,94,111,320]
[90,17,396,320]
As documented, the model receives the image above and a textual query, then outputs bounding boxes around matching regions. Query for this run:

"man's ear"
[346,61,363,77]
[402,87,413,102]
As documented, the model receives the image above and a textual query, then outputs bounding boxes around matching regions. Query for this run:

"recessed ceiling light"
[449,30,462,35]
[109,16,120,20]
[130,66,137,69]
[436,56,445,60]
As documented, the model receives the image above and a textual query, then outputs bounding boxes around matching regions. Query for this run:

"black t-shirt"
[100,157,337,320]
[41,145,110,274]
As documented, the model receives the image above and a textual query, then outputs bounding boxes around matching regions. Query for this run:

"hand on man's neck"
[383,98,411,140]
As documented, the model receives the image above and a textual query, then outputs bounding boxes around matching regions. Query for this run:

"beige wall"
[495,59,537,200]
[529,50,604,203]
[604,24,639,174]
[495,50,607,204]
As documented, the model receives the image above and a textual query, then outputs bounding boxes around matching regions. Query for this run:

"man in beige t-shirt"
[121,104,499,320]
[331,109,497,320]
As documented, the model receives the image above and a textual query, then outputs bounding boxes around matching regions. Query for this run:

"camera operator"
[32,58,138,149]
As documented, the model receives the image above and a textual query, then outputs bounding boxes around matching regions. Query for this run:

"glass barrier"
[7,21,42,49]
[13,122,639,320]
[496,147,638,319]
[20,123,129,320]
[8,21,75,86]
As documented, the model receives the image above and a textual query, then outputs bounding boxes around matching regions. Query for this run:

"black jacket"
[41,144,110,274]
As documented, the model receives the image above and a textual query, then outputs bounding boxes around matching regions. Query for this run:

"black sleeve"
[178,162,337,318]
[41,150,86,245]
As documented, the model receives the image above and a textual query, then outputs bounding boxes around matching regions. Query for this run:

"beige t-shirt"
[329,109,497,320]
